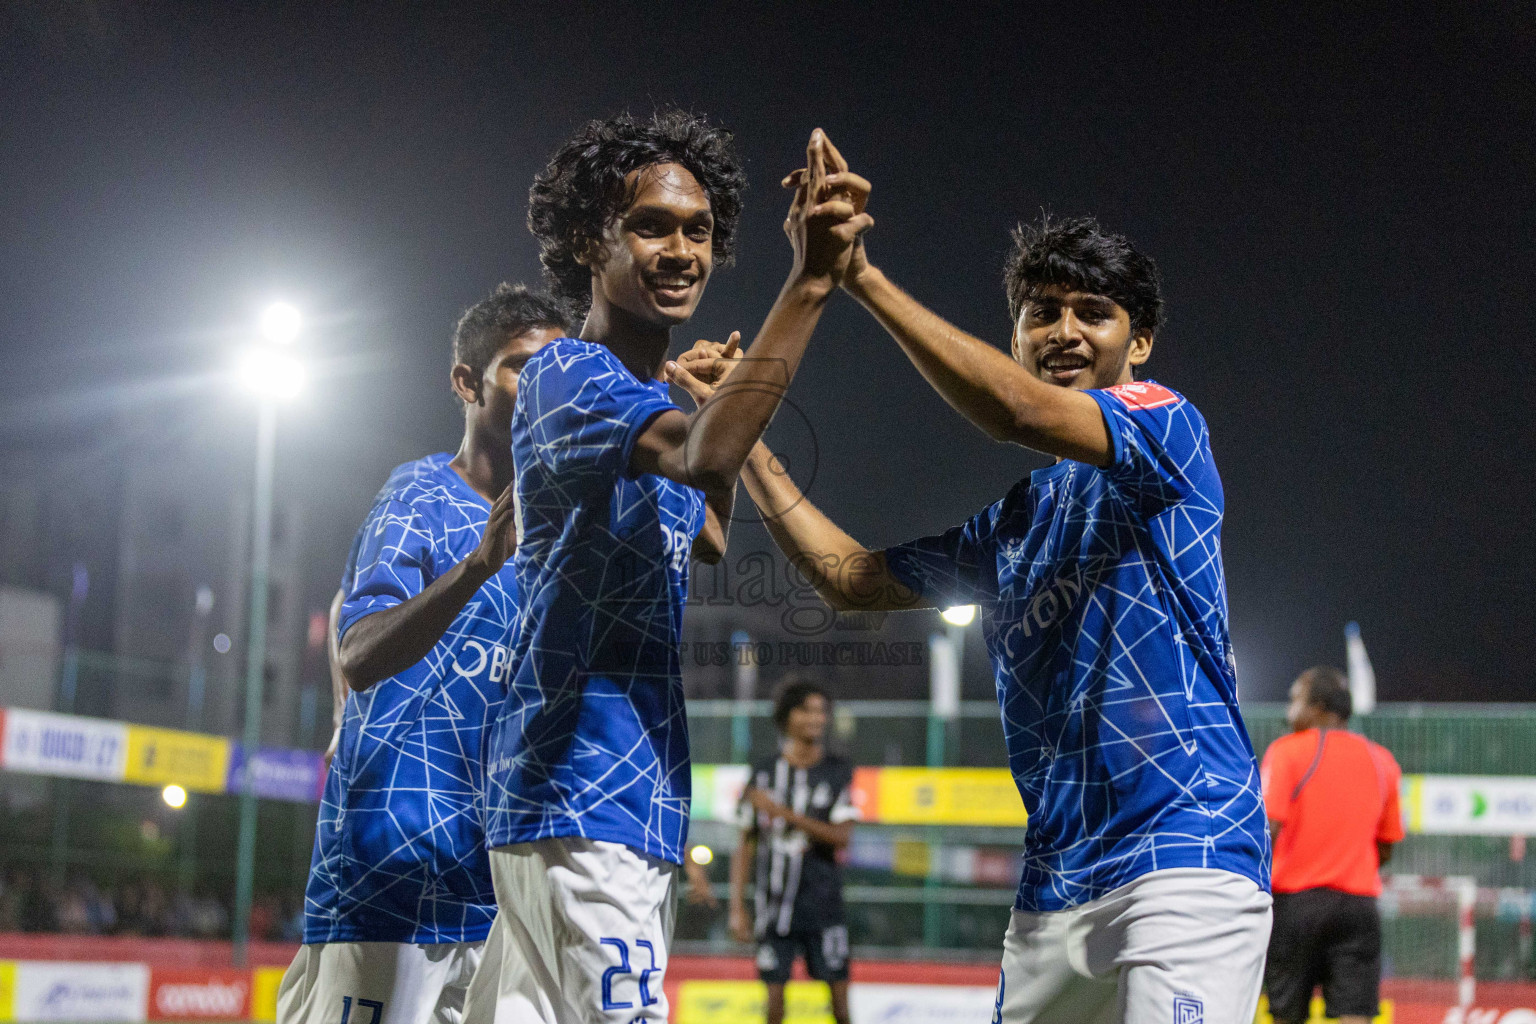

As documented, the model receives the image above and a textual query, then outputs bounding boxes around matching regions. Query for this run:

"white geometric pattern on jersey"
[885,383,1269,912]
[485,339,704,865]
[306,454,514,944]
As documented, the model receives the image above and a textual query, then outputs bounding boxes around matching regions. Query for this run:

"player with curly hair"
[471,112,870,1024]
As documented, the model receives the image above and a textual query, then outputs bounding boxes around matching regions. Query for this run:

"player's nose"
[658,228,692,261]
[1051,310,1085,342]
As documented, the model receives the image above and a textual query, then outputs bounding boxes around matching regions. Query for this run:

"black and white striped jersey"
[738,753,858,936]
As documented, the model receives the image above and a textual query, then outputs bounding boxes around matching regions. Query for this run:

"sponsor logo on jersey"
[1105,381,1179,410]
[452,639,514,684]
[1174,994,1204,1023]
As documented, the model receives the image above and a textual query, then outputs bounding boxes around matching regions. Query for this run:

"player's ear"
[573,231,605,270]
[450,363,483,406]
[1127,328,1154,368]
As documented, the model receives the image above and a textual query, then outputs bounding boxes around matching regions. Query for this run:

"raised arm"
[842,257,1113,465]
[630,130,872,496]
[338,483,517,691]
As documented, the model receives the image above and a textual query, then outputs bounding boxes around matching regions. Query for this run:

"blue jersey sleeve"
[881,499,1003,608]
[519,340,679,487]
[336,499,439,641]
[1086,382,1215,517]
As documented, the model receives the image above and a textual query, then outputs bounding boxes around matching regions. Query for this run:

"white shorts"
[994,868,1272,1024]
[465,837,679,1024]
[276,940,483,1024]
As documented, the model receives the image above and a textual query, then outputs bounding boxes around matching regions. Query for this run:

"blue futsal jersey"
[884,381,1268,912]
[304,453,514,944]
[485,338,706,864]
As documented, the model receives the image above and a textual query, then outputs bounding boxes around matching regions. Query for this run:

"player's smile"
[642,267,699,306]
[590,161,715,328]
[1038,347,1092,385]
[1013,285,1151,391]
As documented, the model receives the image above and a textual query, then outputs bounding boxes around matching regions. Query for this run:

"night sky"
[2,3,1531,702]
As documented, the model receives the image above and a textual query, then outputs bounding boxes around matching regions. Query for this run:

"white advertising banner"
[1412,774,1536,836]
[1,709,128,782]
[849,984,999,1024]
[12,961,149,1021]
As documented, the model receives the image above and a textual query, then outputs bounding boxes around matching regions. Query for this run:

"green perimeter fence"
[2,696,1533,976]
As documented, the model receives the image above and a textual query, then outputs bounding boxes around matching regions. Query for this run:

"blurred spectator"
[0,870,296,941]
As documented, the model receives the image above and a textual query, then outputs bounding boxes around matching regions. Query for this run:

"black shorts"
[755,923,851,984]
[1265,888,1382,1023]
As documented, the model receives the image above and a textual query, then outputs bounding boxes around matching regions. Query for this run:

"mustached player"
[277,286,566,1024]
[726,205,1272,1022]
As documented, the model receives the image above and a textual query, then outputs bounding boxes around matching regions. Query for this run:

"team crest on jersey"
[1173,994,1204,1023]
[1105,381,1179,410]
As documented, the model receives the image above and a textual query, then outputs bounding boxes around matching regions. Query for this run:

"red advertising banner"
[147,968,251,1021]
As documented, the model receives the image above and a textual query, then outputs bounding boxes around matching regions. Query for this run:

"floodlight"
[259,303,302,344]
[240,346,305,400]
[941,605,978,627]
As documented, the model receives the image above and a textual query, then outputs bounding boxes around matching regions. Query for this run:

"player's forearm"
[693,486,735,565]
[672,276,833,492]
[742,445,924,613]
[729,837,753,906]
[338,557,495,691]
[847,266,1107,462]
[786,814,852,850]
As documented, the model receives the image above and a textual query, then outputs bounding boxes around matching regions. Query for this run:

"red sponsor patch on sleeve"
[1103,382,1179,410]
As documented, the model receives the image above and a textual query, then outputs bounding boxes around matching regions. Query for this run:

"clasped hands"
[667,127,872,403]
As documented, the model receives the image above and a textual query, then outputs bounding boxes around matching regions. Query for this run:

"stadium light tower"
[231,303,305,966]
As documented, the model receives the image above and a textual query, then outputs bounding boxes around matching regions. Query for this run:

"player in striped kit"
[730,679,857,1024]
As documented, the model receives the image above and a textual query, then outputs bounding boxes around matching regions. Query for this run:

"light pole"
[924,604,976,948]
[232,303,304,965]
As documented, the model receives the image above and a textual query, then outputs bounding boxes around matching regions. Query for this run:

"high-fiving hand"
[783,129,874,285]
[786,131,872,288]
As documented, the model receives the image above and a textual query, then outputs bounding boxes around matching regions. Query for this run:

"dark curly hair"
[527,109,747,319]
[452,283,568,381]
[1003,215,1164,335]
[772,676,831,733]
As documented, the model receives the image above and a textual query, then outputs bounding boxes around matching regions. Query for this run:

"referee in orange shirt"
[1261,667,1405,1024]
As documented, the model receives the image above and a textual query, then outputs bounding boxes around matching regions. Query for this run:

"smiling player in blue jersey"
[702,206,1272,1024]
[471,112,870,1024]
[276,286,567,1024]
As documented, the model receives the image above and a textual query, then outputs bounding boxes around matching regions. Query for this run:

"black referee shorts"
[1265,888,1382,1023]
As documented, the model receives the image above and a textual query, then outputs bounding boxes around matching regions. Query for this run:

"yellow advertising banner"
[675,981,833,1024]
[0,960,15,1023]
[123,725,231,793]
[874,767,1028,826]
[251,966,287,1022]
